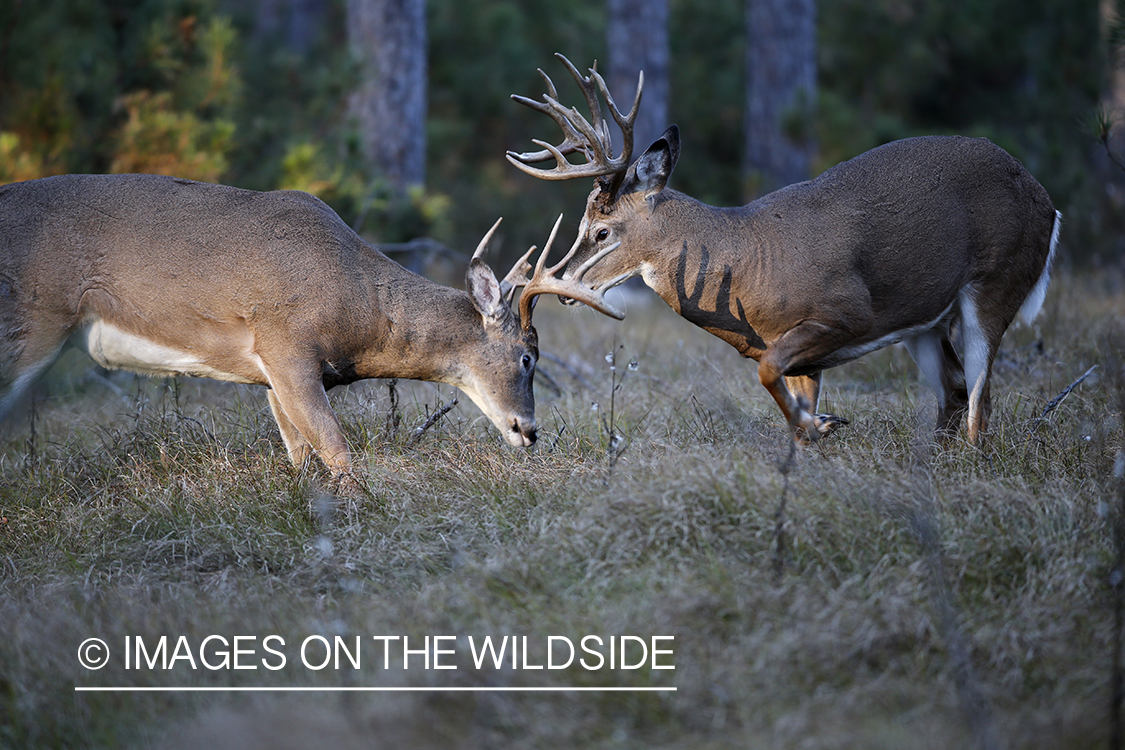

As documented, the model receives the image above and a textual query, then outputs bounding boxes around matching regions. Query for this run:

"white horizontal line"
[75,686,675,693]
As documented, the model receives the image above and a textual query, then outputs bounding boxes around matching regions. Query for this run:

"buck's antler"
[507,53,642,191]
[477,215,625,329]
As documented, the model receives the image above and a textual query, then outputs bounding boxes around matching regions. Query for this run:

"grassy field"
[1,271,1122,749]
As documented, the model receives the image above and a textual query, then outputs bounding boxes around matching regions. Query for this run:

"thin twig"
[602,343,627,487]
[385,379,400,439]
[772,439,797,579]
[408,397,458,445]
[1036,364,1098,421]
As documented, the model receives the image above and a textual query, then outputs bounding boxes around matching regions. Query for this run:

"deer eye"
[595,228,610,242]
[521,354,533,370]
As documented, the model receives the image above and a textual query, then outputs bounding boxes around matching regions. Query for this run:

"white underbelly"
[75,319,259,384]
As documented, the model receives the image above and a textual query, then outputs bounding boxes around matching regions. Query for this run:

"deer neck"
[342,254,479,387]
[626,190,773,357]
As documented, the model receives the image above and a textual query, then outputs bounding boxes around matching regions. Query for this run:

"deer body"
[595,136,1054,362]
[0,173,621,475]
[510,56,1059,444]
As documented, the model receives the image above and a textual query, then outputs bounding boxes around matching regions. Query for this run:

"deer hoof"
[330,469,368,497]
[795,413,849,444]
[813,413,849,436]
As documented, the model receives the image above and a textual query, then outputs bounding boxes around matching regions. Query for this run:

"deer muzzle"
[508,416,538,447]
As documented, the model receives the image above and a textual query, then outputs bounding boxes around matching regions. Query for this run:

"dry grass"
[0,271,1121,749]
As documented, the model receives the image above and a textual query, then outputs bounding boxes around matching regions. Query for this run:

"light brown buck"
[509,54,1060,445]
[0,173,623,476]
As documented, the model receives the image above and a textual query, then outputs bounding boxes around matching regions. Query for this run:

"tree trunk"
[255,0,328,53]
[346,0,427,192]
[606,0,669,156]
[744,0,816,195]
[1102,0,1125,168]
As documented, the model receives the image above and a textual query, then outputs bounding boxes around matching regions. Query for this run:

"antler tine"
[591,67,643,170]
[506,94,613,179]
[539,65,561,103]
[507,53,639,182]
[499,214,565,303]
[508,92,587,156]
[471,217,504,261]
[499,242,538,303]
[555,54,609,149]
[516,215,625,327]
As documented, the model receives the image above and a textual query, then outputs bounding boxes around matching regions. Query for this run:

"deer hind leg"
[784,372,849,441]
[759,320,858,444]
[958,288,1008,445]
[904,327,968,436]
[0,354,59,424]
[0,318,70,424]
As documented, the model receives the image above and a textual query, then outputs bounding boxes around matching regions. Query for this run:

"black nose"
[510,418,538,447]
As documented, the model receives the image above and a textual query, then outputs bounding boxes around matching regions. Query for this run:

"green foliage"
[668,0,746,207]
[0,0,1118,257]
[819,0,1100,161]
[0,0,242,181]
[109,90,234,181]
[0,131,48,184]
[817,0,1108,260]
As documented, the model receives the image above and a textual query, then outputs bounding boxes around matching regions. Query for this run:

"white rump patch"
[1018,210,1060,326]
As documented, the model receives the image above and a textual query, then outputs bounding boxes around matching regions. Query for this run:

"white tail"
[0,174,623,476]
[510,55,1060,445]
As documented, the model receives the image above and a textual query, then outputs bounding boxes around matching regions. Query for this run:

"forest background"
[1,0,1122,274]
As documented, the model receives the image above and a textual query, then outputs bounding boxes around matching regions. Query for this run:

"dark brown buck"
[509,54,1060,444]
[0,174,623,475]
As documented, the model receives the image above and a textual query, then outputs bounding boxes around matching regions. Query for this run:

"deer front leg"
[784,371,849,441]
[759,321,858,443]
[261,359,352,476]
[266,389,314,468]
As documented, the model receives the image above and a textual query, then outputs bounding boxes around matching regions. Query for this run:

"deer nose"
[509,417,538,447]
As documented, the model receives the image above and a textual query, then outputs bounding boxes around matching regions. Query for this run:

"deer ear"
[621,125,680,199]
[467,258,509,321]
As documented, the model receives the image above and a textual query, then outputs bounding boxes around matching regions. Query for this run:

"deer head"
[458,215,624,448]
[507,53,662,295]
